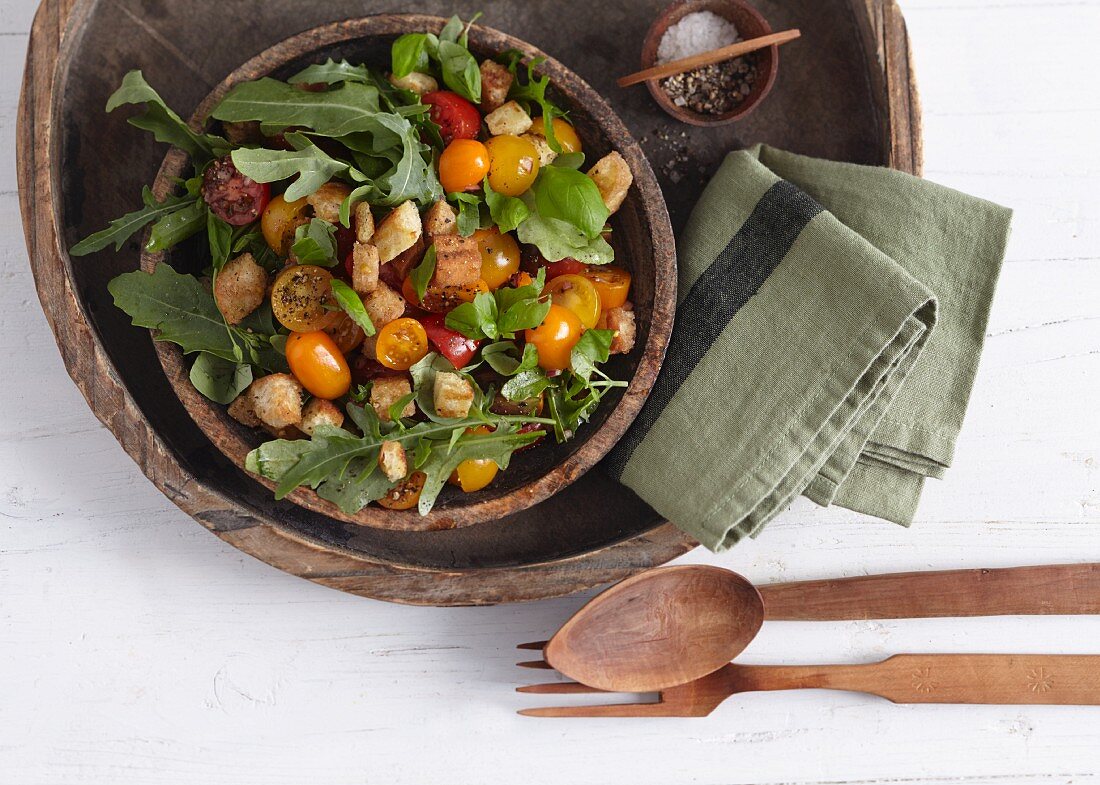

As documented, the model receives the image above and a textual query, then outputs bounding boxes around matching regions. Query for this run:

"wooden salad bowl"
[140,15,677,533]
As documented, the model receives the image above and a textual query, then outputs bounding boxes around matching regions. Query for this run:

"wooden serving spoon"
[541,563,1100,693]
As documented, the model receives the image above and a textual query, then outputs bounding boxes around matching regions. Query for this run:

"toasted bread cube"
[479,60,514,113]
[424,199,458,240]
[362,281,407,329]
[351,241,380,295]
[214,252,268,325]
[378,440,408,482]
[388,71,438,96]
[433,372,474,419]
[390,235,426,281]
[227,391,262,428]
[248,373,304,429]
[587,152,633,215]
[598,302,636,355]
[307,181,353,225]
[521,133,558,167]
[354,201,375,244]
[372,201,423,263]
[431,235,481,287]
[298,398,345,436]
[359,332,378,361]
[484,100,532,136]
[371,376,416,422]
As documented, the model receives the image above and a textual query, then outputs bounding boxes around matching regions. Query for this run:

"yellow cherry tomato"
[485,134,540,196]
[544,273,601,329]
[271,265,339,332]
[583,265,632,310]
[438,138,490,194]
[377,471,426,510]
[472,228,521,289]
[261,194,310,255]
[448,426,500,492]
[525,304,583,371]
[530,117,582,154]
[376,317,430,371]
[285,331,352,400]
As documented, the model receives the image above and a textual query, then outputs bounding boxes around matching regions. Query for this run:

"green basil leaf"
[445,290,499,341]
[410,244,438,303]
[144,198,207,252]
[106,70,226,162]
[483,177,530,233]
[516,211,614,264]
[290,218,339,266]
[481,341,538,376]
[498,296,551,336]
[552,151,586,170]
[289,58,371,86]
[448,192,483,237]
[501,368,551,402]
[570,328,614,382]
[207,210,234,272]
[71,187,198,256]
[329,279,377,336]
[438,15,464,44]
[533,165,609,239]
[437,40,481,103]
[188,352,253,404]
[391,34,431,78]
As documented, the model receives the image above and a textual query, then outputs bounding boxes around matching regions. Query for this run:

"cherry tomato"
[420,312,480,369]
[520,245,586,280]
[202,156,271,226]
[262,194,310,255]
[422,91,482,145]
[439,138,490,194]
[377,471,426,510]
[485,134,540,197]
[544,273,601,329]
[271,265,338,332]
[376,317,430,371]
[448,427,499,492]
[525,304,583,371]
[583,265,632,310]
[285,331,352,400]
[324,311,366,355]
[529,117,582,154]
[335,225,356,272]
[472,228,521,289]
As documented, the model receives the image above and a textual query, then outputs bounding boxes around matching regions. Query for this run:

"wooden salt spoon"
[537,563,1100,692]
[618,29,801,88]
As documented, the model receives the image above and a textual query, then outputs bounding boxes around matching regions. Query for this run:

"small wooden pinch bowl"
[641,0,780,126]
[140,14,676,533]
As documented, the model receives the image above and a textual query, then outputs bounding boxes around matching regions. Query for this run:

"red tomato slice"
[422,91,481,145]
[420,312,481,369]
[202,156,271,226]
[519,244,586,280]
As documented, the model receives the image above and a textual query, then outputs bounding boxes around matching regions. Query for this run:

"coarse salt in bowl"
[657,10,739,63]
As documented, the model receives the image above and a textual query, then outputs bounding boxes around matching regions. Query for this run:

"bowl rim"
[140,13,677,533]
[641,0,780,126]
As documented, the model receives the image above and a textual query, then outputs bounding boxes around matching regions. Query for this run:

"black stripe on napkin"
[604,179,824,479]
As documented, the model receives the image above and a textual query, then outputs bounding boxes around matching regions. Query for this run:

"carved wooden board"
[18,0,921,606]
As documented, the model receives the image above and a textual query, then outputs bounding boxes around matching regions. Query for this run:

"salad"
[71,14,637,517]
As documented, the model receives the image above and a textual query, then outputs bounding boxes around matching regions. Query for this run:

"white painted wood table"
[3,0,1099,782]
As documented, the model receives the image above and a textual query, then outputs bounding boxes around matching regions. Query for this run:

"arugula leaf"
[245,438,312,480]
[501,368,551,401]
[569,328,614,382]
[437,40,481,103]
[211,78,383,136]
[329,279,376,337]
[189,352,253,404]
[506,57,566,152]
[367,113,444,207]
[481,341,539,376]
[107,70,226,162]
[415,426,541,514]
[290,218,339,266]
[289,58,371,86]
[483,177,529,233]
[448,192,483,236]
[391,34,432,78]
[516,210,615,265]
[316,454,394,513]
[71,187,198,256]
[207,210,234,272]
[231,141,348,202]
[144,197,207,253]
[409,244,437,303]
[532,165,609,239]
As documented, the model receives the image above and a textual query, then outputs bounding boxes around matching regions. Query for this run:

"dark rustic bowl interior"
[56,0,891,571]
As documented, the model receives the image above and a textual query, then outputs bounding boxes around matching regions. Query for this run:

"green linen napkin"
[606,145,1011,552]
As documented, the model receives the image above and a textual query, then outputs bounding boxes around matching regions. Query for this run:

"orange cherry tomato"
[448,427,500,492]
[525,304,583,371]
[544,273,601,329]
[285,331,352,400]
[261,194,310,255]
[271,265,339,332]
[530,117,582,154]
[438,138,490,194]
[472,228,521,289]
[377,471,426,510]
[485,135,540,196]
[583,265,632,310]
[376,317,430,371]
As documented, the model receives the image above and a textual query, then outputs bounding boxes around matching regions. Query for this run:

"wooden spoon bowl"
[140,15,676,533]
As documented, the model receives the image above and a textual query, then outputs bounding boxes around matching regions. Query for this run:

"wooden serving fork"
[518,654,1100,717]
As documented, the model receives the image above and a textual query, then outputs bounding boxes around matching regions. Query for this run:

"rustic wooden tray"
[19,0,921,606]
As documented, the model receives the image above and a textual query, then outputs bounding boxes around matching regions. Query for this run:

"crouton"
[359,332,378,361]
[372,201,422,263]
[424,199,458,241]
[388,70,439,96]
[362,281,407,329]
[323,312,366,354]
[484,100,532,136]
[371,376,416,422]
[479,60,513,113]
[521,133,557,167]
[351,241,380,295]
[214,252,268,325]
[354,201,375,244]
[431,235,481,287]
[227,391,262,428]
[433,372,474,419]
[248,373,304,429]
[598,302,636,355]
[307,181,353,225]
[299,398,345,436]
[586,152,633,215]
[390,234,426,281]
[378,440,408,482]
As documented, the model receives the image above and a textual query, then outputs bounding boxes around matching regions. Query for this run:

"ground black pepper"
[660,53,760,116]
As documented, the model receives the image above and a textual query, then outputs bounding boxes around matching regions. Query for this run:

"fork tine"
[516,681,607,695]
[516,660,554,669]
[517,640,548,650]
[518,702,672,718]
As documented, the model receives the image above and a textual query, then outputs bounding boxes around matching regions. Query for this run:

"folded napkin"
[607,145,1011,551]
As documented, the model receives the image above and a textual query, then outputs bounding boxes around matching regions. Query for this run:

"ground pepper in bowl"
[656,10,760,116]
